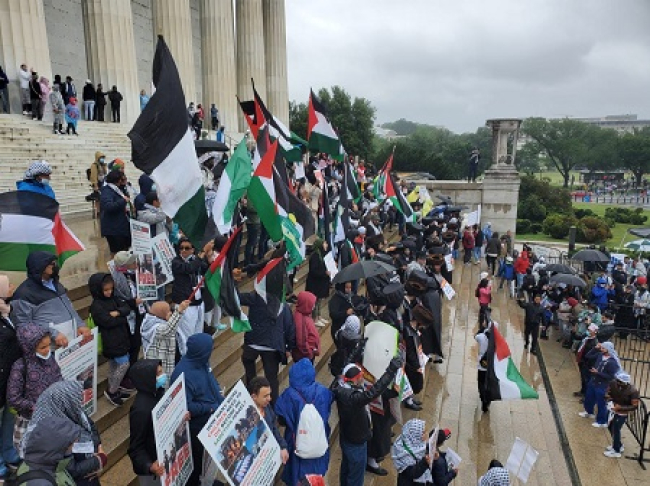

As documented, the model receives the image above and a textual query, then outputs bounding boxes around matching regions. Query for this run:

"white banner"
[152,234,176,288]
[363,321,400,380]
[55,328,98,416]
[152,374,193,486]
[130,219,152,255]
[441,278,456,300]
[199,381,281,486]
[131,219,158,299]
[506,437,539,483]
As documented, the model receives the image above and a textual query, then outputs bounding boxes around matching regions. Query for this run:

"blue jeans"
[516,273,524,289]
[0,406,20,476]
[473,246,481,261]
[584,382,608,424]
[609,414,627,452]
[339,437,367,486]
[244,223,260,266]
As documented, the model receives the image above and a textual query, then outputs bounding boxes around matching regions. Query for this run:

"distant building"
[374,126,399,140]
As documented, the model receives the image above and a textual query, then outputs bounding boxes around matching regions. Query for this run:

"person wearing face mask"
[16,160,56,199]
[89,151,107,193]
[6,323,62,458]
[579,341,621,427]
[11,251,88,349]
[100,170,133,255]
[128,359,171,486]
[0,275,22,480]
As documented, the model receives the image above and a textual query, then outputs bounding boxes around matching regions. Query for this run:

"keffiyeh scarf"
[391,419,432,483]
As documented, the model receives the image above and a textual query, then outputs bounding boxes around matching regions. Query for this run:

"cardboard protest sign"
[55,328,98,416]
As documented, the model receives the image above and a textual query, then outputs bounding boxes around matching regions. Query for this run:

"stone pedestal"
[0,0,52,113]
[200,0,237,134]
[154,0,197,104]
[83,0,140,124]
[263,0,289,127]
[236,0,266,132]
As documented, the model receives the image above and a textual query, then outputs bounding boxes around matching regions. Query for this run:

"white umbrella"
[625,239,650,252]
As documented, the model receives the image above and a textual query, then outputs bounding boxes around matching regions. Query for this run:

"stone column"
[0,0,52,113]
[263,0,289,128]
[153,0,197,105]
[83,0,140,124]
[200,0,237,135]
[236,0,266,132]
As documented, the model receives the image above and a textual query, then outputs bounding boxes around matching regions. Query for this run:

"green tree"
[381,118,421,136]
[619,127,650,186]
[522,117,598,187]
[289,101,308,141]
[518,176,572,215]
[516,143,543,175]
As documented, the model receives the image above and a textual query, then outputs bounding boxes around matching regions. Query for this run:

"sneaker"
[119,377,136,393]
[578,411,594,418]
[603,449,621,458]
[314,319,326,328]
[104,390,124,407]
[592,422,608,428]
[606,445,624,452]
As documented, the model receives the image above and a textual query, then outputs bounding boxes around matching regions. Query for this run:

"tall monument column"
[83,0,140,124]
[0,0,52,112]
[236,0,266,132]
[153,0,197,105]
[201,0,237,134]
[263,0,289,127]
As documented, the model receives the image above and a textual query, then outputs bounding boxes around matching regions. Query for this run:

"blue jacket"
[590,285,614,311]
[275,358,333,486]
[586,348,620,388]
[239,293,296,359]
[498,263,515,280]
[16,179,56,199]
[134,174,154,212]
[100,185,130,237]
[171,333,224,433]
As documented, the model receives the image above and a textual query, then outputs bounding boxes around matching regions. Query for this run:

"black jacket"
[108,90,123,106]
[332,366,397,445]
[305,251,330,299]
[128,359,165,476]
[99,185,130,237]
[431,452,457,486]
[82,84,96,101]
[28,78,41,100]
[239,293,296,358]
[397,457,430,486]
[0,316,21,408]
[171,255,208,305]
[328,291,354,340]
[0,67,8,89]
[518,300,545,326]
[89,273,131,358]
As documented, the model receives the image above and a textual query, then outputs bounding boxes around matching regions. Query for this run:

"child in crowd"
[476,271,492,326]
[140,300,190,380]
[498,256,516,298]
[7,323,62,457]
[89,272,132,406]
[65,96,80,135]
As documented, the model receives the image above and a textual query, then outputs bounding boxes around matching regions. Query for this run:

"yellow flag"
[407,187,420,203]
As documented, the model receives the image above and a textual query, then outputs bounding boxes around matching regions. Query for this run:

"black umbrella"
[629,227,650,238]
[544,263,577,275]
[571,249,609,263]
[444,205,468,213]
[437,195,453,204]
[550,274,587,288]
[194,139,230,154]
[332,260,396,284]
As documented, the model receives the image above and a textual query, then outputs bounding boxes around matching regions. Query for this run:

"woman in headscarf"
[391,419,434,486]
[49,84,65,134]
[328,281,354,341]
[22,380,107,486]
[478,459,511,486]
[38,76,50,121]
[305,238,331,326]
[329,314,362,378]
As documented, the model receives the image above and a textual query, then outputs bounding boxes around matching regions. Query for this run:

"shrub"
[604,207,647,225]
[516,219,531,234]
[574,208,595,219]
[519,196,547,223]
[542,213,576,239]
[530,223,543,234]
[604,217,616,228]
[519,176,572,215]
[576,216,612,243]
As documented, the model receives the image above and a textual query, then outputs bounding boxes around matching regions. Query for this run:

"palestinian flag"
[128,36,207,247]
[386,172,415,223]
[344,161,361,203]
[333,158,351,244]
[213,138,252,234]
[254,257,285,316]
[248,139,283,242]
[308,89,340,156]
[485,326,539,400]
[321,177,332,248]
[0,191,84,271]
[373,151,394,199]
[204,225,250,332]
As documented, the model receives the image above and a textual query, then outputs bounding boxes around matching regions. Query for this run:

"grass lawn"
[517,201,650,249]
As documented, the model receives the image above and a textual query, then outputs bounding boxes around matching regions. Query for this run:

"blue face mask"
[36,349,52,361]
[40,178,51,186]
[156,374,168,389]
[151,184,157,192]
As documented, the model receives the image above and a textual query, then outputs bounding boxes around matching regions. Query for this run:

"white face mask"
[36,349,52,361]
[40,178,51,186]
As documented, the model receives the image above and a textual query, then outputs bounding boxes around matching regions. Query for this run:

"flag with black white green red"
[204,225,250,332]
[385,172,415,223]
[308,89,340,156]
[344,161,361,203]
[128,36,207,248]
[485,325,539,401]
[254,257,286,316]
[333,159,351,244]
[373,150,394,199]
[0,191,84,271]
[248,139,283,243]
[212,138,252,234]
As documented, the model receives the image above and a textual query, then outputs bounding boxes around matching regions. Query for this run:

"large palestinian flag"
[254,257,285,316]
[333,158,351,244]
[212,138,252,234]
[248,139,283,242]
[373,150,394,199]
[344,161,361,203]
[0,191,84,271]
[485,326,539,400]
[128,36,207,247]
[204,225,250,332]
[308,89,340,156]
[386,172,415,223]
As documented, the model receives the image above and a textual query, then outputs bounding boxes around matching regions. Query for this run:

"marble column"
[263,0,289,128]
[153,0,197,105]
[201,0,237,134]
[236,0,266,132]
[0,0,52,113]
[83,0,140,124]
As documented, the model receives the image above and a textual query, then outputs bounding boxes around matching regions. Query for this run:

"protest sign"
[363,321,400,380]
[130,220,158,299]
[130,219,152,255]
[55,328,98,416]
[445,448,462,468]
[441,278,456,300]
[152,374,193,486]
[152,234,175,288]
[199,381,281,486]
[324,252,338,281]
[506,437,539,483]
[444,253,454,271]
[428,426,439,456]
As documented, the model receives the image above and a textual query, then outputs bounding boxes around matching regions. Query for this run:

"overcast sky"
[285,0,650,133]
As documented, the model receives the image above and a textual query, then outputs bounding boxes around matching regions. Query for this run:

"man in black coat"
[518,294,545,355]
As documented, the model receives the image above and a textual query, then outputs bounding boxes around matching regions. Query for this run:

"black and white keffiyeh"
[479,467,511,486]
[24,160,52,179]
[391,419,432,483]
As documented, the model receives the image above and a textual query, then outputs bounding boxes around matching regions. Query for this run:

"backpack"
[294,392,328,459]
[11,459,75,486]
[9,470,57,486]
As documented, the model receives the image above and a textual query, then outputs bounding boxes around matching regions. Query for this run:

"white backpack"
[294,394,328,459]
